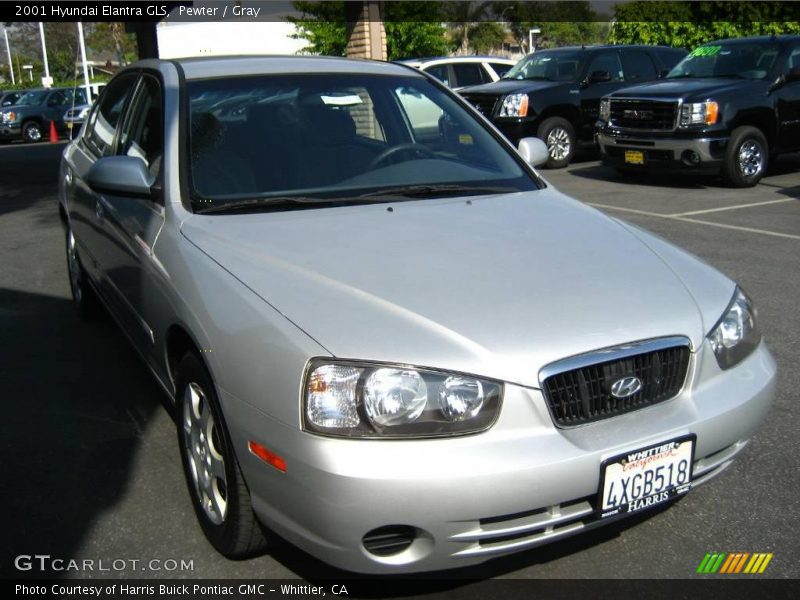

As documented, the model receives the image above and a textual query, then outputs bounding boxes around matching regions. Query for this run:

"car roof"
[701,35,800,45]
[153,55,423,81]
[397,56,515,64]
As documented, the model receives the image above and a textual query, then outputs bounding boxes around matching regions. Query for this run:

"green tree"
[492,1,605,52]
[290,1,449,60]
[87,23,138,66]
[608,1,800,49]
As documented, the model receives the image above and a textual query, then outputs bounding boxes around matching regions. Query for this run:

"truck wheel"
[22,121,43,143]
[722,126,768,188]
[537,117,576,169]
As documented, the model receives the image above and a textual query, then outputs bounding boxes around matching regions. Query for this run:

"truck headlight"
[707,287,761,369]
[680,101,718,126]
[499,93,529,117]
[3,111,17,124]
[303,359,503,438]
[599,98,610,122]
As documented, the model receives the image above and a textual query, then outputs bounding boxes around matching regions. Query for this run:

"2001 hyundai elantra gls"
[58,56,775,574]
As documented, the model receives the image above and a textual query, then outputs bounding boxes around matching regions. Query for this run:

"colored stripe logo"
[696,552,773,574]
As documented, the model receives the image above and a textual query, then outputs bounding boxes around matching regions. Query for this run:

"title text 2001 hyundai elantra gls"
[58,56,775,573]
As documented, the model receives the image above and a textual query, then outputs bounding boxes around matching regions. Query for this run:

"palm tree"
[447,1,493,55]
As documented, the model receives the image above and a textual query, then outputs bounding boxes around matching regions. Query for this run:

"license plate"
[624,150,644,165]
[66,123,73,129]
[599,435,695,518]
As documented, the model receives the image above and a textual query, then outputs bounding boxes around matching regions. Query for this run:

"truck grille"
[462,94,499,117]
[541,341,690,427]
[609,99,678,131]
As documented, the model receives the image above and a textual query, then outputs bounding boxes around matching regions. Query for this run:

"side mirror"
[588,70,612,84]
[658,69,671,78]
[87,156,155,198]
[517,137,549,167]
[787,66,800,83]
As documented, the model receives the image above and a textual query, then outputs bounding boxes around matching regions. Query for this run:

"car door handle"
[95,200,104,221]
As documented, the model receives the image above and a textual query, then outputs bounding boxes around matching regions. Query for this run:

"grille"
[609,99,678,131]
[462,94,499,117]
[542,343,690,426]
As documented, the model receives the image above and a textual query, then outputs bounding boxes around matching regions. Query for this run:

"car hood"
[608,78,765,100]
[181,190,733,388]
[461,79,564,96]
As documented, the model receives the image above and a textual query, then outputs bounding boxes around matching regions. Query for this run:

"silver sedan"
[58,56,775,574]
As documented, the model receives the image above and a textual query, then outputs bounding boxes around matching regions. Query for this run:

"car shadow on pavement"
[564,162,711,190]
[0,287,167,578]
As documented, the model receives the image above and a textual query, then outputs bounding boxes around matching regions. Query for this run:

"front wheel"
[22,121,43,143]
[176,353,269,558]
[537,117,576,169]
[722,126,768,188]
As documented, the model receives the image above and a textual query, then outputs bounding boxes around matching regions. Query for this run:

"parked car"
[63,103,92,139]
[60,56,774,574]
[0,87,87,143]
[596,35,800,187]
[396,56,517,90]
[460,45,687,167]
[0,90,23,107]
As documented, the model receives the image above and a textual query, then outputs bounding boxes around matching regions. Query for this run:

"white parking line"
[670,198,796,217]
[588,202,800,241]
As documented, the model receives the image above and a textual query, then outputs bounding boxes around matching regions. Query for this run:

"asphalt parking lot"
[1,142,798,584]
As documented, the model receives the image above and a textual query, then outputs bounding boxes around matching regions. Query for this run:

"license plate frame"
[624,149,645,165]
[598,434,695,518]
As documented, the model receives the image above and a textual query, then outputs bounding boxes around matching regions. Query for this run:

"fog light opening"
[681,150,701,166]
[362,525,417,557]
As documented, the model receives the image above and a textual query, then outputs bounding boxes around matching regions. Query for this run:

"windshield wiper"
[358,184,517,199]
[196,196,348,214]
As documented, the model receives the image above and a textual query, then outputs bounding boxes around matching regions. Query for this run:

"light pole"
[38,22,52,87]
[77,22,91,100]
[528,27,541,54]
[3,26,14,85]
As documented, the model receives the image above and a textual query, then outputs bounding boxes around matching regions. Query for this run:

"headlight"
[599,98,610,122]
[707,287,761,369]
[680,101,718,126]
[77,107,90,119]
[498,93,529,117]
[303,359,503,438]
[4,111,16,124]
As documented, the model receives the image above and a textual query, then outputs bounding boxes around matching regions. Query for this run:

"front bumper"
[224,341,775,574]
[0,124,21,139]
[597,129,729,171]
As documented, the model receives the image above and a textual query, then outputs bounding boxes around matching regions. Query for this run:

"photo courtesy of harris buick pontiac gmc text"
[57,55,775,574]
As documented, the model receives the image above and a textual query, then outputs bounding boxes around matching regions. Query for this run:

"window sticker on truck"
[690,45,722,57]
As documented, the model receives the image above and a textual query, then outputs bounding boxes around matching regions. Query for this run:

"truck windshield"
[667,42,779,80]
[17,90,48,105]
[502,51,583,82]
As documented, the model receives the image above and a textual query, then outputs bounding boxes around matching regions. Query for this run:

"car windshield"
[187,73,538,213]
[502,51,583,82]
[667,42,779,80]
[17,90,48,105]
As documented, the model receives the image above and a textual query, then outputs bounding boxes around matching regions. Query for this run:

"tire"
[65,226,101,319]
[22,121,43,143]
[722,126,768,188]
[175,353,269,558]
[537,117,576,169]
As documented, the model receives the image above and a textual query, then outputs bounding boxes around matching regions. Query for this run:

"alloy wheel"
[183,382,228,525]
[737,140,764,178]
[546,127,571,161]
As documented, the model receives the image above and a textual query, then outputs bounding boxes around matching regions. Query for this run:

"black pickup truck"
[596,35,800,187]
[460,45,686,167]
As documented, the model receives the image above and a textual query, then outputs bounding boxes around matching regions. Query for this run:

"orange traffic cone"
[49,120,59,143]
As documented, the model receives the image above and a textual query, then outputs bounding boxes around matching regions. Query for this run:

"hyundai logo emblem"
[610,376,643,398]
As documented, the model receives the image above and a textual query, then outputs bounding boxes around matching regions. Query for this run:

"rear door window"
[424,64,451,87]
[452,63,490,87]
